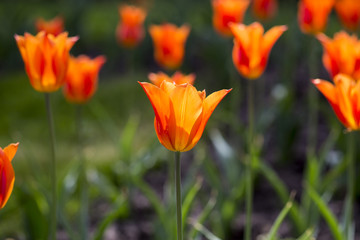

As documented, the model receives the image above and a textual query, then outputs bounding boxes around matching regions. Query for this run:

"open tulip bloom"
[229,22,287,79]
[116,5,147,48]
[297,0,335,35]
[211,0,250,37]
[63,55,106,104]
[149,23,190,70]
[139,80,230,240]
[335,0,360,31]
[15,31,78,93]
[317,31,360,80]
[0,143,19,209]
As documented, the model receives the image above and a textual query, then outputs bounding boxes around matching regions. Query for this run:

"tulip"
[335,0,360,31]
[317,31,360,80]
[298,0,335,34]
[35,16,64,36]
[149,23,190,69]
[229,22,287,79]
[63,55,106,104]
[252,0,277,20]
[14,31,78,93]
[211,0,250,37]
[313,74,360,131]
[139,81,231,152]
[0,143,19,209]
[148,71,195,87]
[116,5,147,48]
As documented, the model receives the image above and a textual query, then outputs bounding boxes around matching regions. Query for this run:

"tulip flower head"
[149,23,190,69]
[317,31,360,80]
[230,22,287,79]
[116,5,147,48]
[148,71,195,87]
[298,0,335,34]
[0,143,19,209]
[15,31,78,92]
[252,0,277,21]
[139,81,231,152]
[211,0,250,36]
[63,55,106,104]
[35,16,64,36]
[335,0,360,31]
[313,74,360,131]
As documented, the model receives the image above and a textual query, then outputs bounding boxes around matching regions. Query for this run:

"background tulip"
[148,71,195,87]
[230,22,287,79]
[317,31,360,80]
[116,5,147,48]
[149,23,190,69]
[212,0,250,36]
[63,55,106,104]
[252,0,277,21]
[298,0,335,34]
[15,31,78,92]
[35,16,64,36]
[313,74,360,130]
[335,0,360,31]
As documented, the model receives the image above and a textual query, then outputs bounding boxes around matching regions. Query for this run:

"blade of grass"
[188,191,218,240]
[259,162,305,233]
[188,219,222,240]
[93,196,127,240]
[307,186,343,240]
[182,177,203,230]
[266,195,294,240]
[296,229,315,240]
[320,157,347,192]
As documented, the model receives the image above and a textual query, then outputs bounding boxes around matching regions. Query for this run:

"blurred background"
[0,0,358,239]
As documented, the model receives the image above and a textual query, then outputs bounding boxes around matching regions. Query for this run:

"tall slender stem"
[245,79,254,240]
[175,151,182,240]
[45,93,57,240]
[344,132,355,237]
[76,105,88,240]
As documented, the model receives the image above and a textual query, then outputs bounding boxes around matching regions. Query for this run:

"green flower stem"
[343,131,355,238]
[175,151,183,240]
[45,93,57,240]
[76,105,88,240]
[245,79,254,240]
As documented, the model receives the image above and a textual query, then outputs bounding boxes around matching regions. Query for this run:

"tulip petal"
[183,89,232,152]
[262,25,287,55]
[0,150,15,209]
[4,143,19,162]
[138,81,175,150]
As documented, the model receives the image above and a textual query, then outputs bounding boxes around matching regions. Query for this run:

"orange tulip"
[0,143,19,209]
[211,0,250,36]
[35,16,64,36]
[149,23,190,69]
[63,55,106,104]
[116,5,147,48]
[335,0,360,31]
[14,31,78,92]
[229,22,287,79]
[313,74,360,131]
[298,0,335,34]
[148,71,195,87]
[252,0,277,20]
[139,81,231,152]
[317,31,360,80]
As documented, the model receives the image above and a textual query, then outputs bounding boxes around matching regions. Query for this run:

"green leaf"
[189,220,222,240]
[307,186,343,240]
[296,229,314,240]
[267,196,294,240]
[182,177,203,230]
